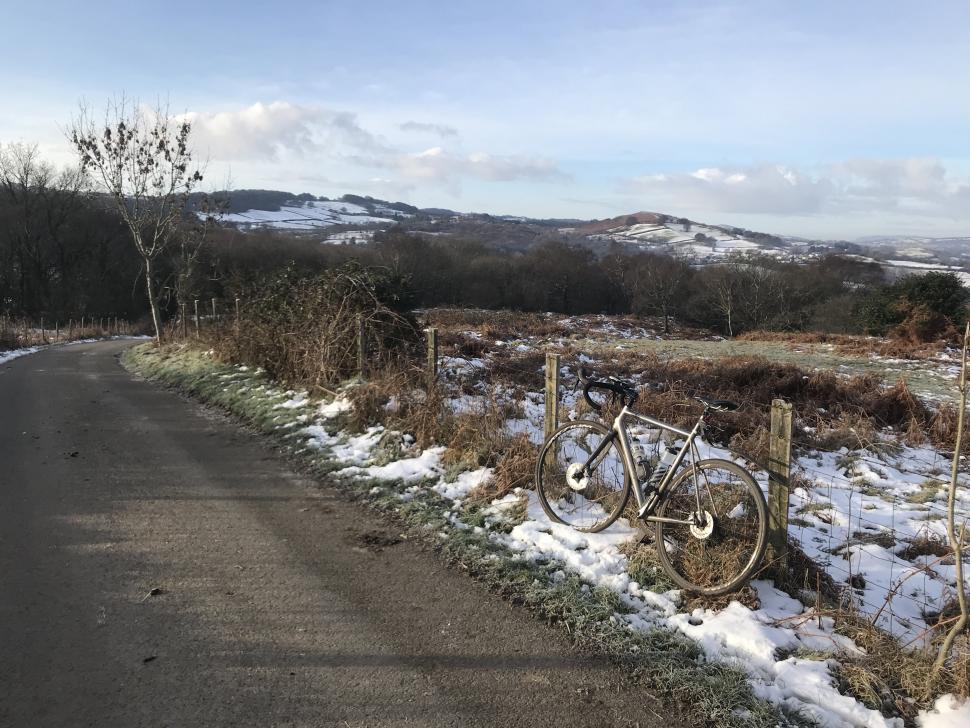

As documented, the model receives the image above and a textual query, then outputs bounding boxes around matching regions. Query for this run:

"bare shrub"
[214,262,421,389]
[890,305,958,345]
[344,369,410,433]
[442,406,510,471]
[469,434,538,503]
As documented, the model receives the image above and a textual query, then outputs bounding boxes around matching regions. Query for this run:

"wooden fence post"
[181,303,187,340]
[544,353,561,442]
[767,398,793,582]
[193,300,200,337]
[41,317,46,343]
[357,315,366,379]
[55,321,60,342]
[234,297,240,328]
[425,327,439,386]
[211,298,217,323]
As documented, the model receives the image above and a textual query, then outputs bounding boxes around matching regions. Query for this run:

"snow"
[434,467,492,501]
[882,261,970,287]
[918,694,970,727]
[0,346,40,365]
[219,200,395,231]
[274,391,310,409]
[788,444,968,644]
[319,397,352,418]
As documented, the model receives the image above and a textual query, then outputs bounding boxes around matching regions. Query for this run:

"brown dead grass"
[471,434,539,503]
[588,352,937,457]
[738,329,952,361]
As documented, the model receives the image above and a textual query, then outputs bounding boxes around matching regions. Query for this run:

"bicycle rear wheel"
[654,459,767,595]
[535,420,630,533]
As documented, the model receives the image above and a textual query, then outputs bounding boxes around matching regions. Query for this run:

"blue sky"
[2,0,969,238]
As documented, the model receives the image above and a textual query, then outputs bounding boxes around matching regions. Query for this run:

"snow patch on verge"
[917,694,970,728]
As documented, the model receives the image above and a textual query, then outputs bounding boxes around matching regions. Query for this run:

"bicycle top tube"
[616,407,694,439]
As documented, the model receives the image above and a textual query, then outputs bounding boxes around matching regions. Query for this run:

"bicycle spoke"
[654,461,767,595]
[537,422,628,532]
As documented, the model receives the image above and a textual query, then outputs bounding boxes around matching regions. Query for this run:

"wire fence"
[0,314,134,348]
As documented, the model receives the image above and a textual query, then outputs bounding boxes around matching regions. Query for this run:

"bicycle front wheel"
[535,420,630,533]
[654,459,767,595]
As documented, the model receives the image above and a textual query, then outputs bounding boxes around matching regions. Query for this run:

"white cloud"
[625,159,970,219]
[179,102,564,195]
[182,101,383,160]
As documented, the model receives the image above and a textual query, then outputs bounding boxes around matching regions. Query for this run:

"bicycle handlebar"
[578,365,739,415]
[578,367,638,411]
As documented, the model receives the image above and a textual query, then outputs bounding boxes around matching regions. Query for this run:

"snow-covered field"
[220,200,396,231]
[586,219,791,261]
[191,314,970,727]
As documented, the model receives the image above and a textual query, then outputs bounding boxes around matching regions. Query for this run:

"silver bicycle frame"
[611,406,706,524]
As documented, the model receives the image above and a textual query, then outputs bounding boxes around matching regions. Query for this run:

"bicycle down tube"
[611,406,704,523]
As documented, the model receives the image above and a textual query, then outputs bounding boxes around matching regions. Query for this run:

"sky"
[2,0,969,239]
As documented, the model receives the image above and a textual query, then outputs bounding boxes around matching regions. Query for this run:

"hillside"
[572,212,796,261]
[203,190,968,271]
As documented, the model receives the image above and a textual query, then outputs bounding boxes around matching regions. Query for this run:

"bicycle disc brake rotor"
[689,511,715,540]
[565,463,589,492]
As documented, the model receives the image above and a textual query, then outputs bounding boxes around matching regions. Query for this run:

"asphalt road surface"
[0,341,674,728]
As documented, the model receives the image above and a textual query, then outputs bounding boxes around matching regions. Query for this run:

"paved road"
[0,341,672,728]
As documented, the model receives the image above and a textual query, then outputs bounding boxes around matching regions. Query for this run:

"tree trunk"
[143,256,163,344]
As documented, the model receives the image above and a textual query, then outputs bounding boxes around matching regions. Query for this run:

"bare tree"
[68,100,203,342]
[705,265,740,336]
[630,253,691,334]
[0,144,86,314]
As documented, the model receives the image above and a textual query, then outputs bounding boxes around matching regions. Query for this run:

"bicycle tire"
[654,459,767,595]
[535,420,631,533]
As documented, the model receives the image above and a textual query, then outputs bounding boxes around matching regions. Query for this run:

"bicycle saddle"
[693,395,739,412]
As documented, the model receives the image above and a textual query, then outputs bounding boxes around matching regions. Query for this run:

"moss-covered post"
[193,299,200,337]
[767,398,793,583]
[544,353,560,443]
[211,298,217,324]
[425,327,439,387]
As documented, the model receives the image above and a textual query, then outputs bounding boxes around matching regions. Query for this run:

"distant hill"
[571,213,796,262]
[194,189,967,269]
[575,211,665,235]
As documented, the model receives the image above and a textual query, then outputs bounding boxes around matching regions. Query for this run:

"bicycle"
[534,367,768,595]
